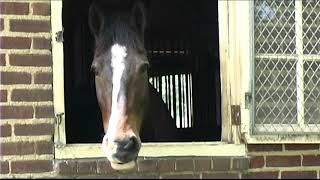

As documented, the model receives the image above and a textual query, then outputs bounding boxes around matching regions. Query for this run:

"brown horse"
[88,0,180,170]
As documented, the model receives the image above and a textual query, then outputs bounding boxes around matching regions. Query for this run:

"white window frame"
[240,0,320,144]
[52,0,245,159]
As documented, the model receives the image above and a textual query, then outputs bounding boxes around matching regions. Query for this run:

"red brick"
[0,72,31,85]
[158,159,175,173]
[0,124,11,137]
[137,159,158,173]
[250,156,264,168]
[285,144,319,151]
[303,155,320,166]
[35,141,53,155]
[0,142,34,155]
[161,173,200,179]
[33,37,51,50]
[0,37,31,49]
[0,54,5,66]
[194,158,211,171]
[0,18,3,31]
[0,106,34,119]
[10,54,52,67]
[77,161,97,174]
[175,159,194,172]
[0,90,7,102]
[119,174,158,179]
[202,172,239,179]
[56,161,77,175]
[14,123,54,136]
[11,89,52,102]
[281,171,317,179]
[32,3,50,16]
[247,144,283,152]
[243,172,279,179]
[11,160,53,173]
[0,161,9,174]
[35,106,54,118]
[212,158,231,171]
[96,160,116,174]
[34,72,52,84]
[10,20,50,33]
[266,156,301,167]
[0,2,29,15]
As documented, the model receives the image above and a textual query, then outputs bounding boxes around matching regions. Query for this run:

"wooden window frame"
[52,0,245,159]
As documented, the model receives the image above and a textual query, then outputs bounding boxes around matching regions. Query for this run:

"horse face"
[89,1,148,170]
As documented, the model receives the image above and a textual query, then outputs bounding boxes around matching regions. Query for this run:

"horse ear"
[88,1,104,37]
[131,1,146,36]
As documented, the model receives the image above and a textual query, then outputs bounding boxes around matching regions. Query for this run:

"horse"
[88,0,181,170]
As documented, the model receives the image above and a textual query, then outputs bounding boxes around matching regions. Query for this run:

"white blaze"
[106,44,127,145]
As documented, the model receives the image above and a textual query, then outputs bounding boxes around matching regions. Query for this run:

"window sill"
[54,142,246,159]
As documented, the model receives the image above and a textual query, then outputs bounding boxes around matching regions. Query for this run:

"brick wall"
[0,1,54,178]
[246,144,320,179]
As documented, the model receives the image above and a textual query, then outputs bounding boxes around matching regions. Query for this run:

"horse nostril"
[123,137,138,151]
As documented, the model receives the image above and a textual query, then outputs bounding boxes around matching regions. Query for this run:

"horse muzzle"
[102,135,141,170]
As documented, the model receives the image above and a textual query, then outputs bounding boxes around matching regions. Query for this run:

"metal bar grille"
[253,0,320,134]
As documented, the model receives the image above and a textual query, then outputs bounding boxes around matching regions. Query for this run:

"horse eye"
[139,63,149,74]
[91,64,99,76]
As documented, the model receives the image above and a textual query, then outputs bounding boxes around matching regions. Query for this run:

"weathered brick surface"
[175,159,194,172]
[11,160,53,174]
[250,156,264,169]
[34,72,53,84]
[247,144,282,152]
[161,173,200,179]
[14,123,54,136]
[232,158,249,170]
[137,159,158,173]
[0,2,29,15]
[0,18,3,31]
[285,144,319,151]
[302,155,320,166]
[0,72,31,85]
[194,158,211,171]
[33,37,51,50]
[0,161,9,174]
[77,161,97,175]
[0,124,11,137]
[56,161,77,176]
[281,171,317,179]
[35,106,54,118]
[96,160,116,174]
[0,90,7,102]
[35,141,53,155]
[202,172,239,179]
[0,142,34,156]
[266,156,301,167]
[10,54,52,67]
[11,89,52,102]
[0,106,34,119]
[212,158,230,171]
[0,37,31,49]
[10,20,50,33]
[243,172,279,179]
[0,54,5,66]
[32,3,50,16]
[158,159,175,173]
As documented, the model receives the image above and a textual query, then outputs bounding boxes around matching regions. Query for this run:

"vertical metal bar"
[295,0,304,128]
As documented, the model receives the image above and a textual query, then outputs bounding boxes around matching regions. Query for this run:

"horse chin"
[110,161,136,170]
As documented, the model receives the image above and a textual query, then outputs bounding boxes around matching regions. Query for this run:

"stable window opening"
[62,0,221,144]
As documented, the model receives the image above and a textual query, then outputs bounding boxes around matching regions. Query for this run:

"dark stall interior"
[62,0,221,143]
